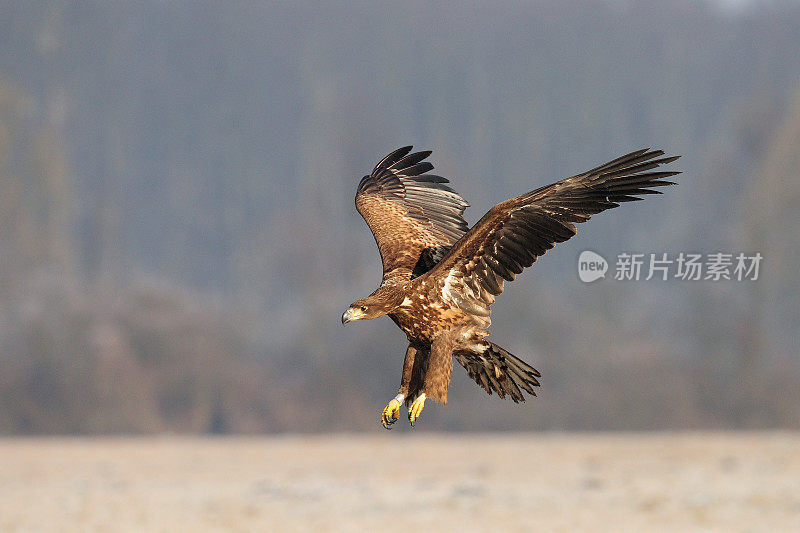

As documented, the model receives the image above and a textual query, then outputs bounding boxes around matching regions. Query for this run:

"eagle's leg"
[408,334,454,425]
[381,344,417,429]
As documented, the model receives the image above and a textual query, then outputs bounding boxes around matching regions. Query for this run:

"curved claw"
[407,394,426,426]
[381,398,401,429]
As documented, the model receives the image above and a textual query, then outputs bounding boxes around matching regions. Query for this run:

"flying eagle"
[342,146,680,428]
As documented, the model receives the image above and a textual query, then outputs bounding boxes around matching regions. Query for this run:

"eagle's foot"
[407,394,426,426]
[381,395,404,429]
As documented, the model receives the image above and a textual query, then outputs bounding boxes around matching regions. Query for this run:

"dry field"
[0,433,798,532]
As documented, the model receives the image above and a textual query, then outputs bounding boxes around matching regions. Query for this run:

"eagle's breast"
[392,278,470,341]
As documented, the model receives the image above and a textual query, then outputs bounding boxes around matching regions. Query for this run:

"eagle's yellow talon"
[381,398,401,429]
[407,394,426,426]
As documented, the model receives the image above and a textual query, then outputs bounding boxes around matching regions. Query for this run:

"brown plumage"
[342,146,680,428]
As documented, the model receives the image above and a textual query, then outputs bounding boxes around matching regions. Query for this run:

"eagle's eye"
[360,305,367,312]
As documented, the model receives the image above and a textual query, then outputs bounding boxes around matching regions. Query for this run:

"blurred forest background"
[0,1,798,434]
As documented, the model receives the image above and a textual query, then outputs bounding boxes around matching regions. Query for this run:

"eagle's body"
[342,146,680,427]
[391,278,477,341]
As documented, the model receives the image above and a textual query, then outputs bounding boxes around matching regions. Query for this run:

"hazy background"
[0,0,798,434]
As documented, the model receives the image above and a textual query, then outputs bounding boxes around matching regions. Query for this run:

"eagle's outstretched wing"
[356,146,470,284]
[427,149,680,323]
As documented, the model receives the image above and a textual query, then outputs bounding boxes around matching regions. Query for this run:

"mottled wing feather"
[429,149,680,323]
[356,146,470,283]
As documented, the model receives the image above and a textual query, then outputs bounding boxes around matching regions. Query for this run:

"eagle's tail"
[454,342,541,403]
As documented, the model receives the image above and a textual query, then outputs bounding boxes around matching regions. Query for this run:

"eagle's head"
[342,286,405,324]
[341,299,372,324]
[341,297,393,324]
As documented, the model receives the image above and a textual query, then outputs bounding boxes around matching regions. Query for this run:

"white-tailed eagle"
[342,147,680,428]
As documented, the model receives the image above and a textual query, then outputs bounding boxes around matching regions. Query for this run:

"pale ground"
[0,433,798,532]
